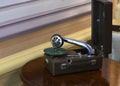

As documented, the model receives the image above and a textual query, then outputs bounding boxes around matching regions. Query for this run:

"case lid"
[91,0,112,56]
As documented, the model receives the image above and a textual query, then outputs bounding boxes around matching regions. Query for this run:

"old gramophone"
[44,0,112,76]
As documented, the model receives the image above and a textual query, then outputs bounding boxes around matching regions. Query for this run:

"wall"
[116,0,120,19]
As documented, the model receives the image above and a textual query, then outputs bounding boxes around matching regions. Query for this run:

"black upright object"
[92,0,112,57]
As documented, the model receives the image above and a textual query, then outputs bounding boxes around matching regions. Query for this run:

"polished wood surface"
[20,57,120,86]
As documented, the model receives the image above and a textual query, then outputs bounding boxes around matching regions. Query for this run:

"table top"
[20,57,120,86]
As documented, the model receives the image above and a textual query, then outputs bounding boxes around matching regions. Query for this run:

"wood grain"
[20,57,120,86]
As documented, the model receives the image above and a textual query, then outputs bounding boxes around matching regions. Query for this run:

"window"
[0,0,91,41]
[0,0,33,8]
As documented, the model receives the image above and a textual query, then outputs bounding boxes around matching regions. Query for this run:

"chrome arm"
[63,38,93,55]
[51,34,93,55]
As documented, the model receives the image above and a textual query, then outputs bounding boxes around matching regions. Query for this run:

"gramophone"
[44,0,112,76]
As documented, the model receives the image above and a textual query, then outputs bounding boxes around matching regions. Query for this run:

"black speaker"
[92,0,112,57]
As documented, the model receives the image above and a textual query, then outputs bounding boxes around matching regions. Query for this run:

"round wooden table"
[20,57,120,86]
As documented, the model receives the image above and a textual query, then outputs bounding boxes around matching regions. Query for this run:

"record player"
[44,0,112,76]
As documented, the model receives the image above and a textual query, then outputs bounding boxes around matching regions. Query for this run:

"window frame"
[0,0,91,41]
[0,0,33,8]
